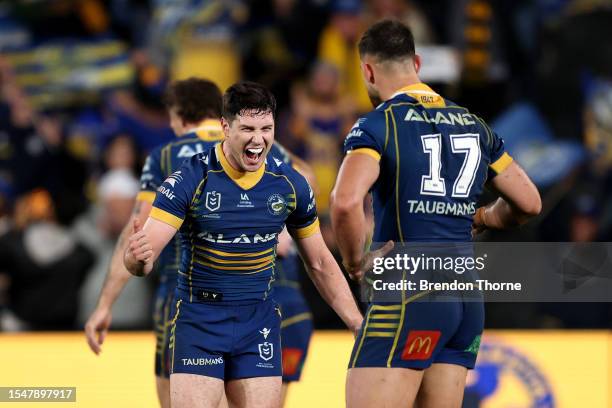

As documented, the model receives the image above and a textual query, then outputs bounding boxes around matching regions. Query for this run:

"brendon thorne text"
[372,279,522,292]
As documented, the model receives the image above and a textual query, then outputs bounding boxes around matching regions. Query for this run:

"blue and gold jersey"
[150,143,319,302]
[137,120,225,284]
[343,83,513,242]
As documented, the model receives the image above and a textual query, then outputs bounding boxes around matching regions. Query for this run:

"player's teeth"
[247,148,263,154]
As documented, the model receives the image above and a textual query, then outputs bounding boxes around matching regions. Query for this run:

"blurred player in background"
[123,81,362,408]
[330,21,541,407]
[85,77,225,408]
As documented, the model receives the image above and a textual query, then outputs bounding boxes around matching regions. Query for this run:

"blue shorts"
[278,300,313,382]
[170,294,282,380]
[349,294,483,370]
[153,283,175,378]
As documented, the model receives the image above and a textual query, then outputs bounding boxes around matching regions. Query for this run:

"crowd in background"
[0,0,611,331]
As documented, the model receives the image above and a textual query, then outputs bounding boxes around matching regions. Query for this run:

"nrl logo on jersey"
[205,191,221,212]
[404,109,477,126]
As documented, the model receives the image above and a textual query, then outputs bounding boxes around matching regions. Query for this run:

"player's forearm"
[96,223,133,310]
[305,251,363,330]
[331,200,367,270]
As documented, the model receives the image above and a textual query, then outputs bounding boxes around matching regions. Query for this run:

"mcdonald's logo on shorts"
[282,348,303,376]
[401,331,441,360]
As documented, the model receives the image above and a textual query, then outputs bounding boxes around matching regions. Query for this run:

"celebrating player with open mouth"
[331,20,541,408]
[124,81,362,408]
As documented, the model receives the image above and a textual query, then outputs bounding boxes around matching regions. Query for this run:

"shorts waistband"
[175,287,271,306]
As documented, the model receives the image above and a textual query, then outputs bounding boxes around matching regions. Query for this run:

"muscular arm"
[330,153,380,274]
[85,199,151,354]
[474,162,542,231]
[291,231,363,333]
[99,200,152,308]
[124,216,177,277]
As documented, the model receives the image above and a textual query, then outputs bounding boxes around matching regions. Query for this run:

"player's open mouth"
[244,146,264,165]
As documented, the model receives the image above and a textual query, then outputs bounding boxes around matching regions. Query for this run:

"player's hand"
[349,318,364,339]
[471,207,487,238]
[124,218,153,276]
[84,306,112,355]
[344,240,395,282]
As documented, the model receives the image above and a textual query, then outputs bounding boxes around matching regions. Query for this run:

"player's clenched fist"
[124,218,154,277]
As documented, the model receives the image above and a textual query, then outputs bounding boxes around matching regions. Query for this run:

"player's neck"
[221,141,245,173]
[181,119,221,136]
[379,73,422,102]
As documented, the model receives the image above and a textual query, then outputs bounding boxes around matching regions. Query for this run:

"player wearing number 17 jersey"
[331,21,541,408]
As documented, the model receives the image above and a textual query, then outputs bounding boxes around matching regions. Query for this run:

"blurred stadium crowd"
[0,0,611,332]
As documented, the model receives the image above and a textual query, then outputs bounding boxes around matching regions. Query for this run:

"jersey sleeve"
[286,172,319,239]
[476,117,513,179]
[484,123,513,178]
[137,147,164,204]
[150,154,204,230]
[343,115,385,162]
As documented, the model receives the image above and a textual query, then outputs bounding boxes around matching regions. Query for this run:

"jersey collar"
[390,83,446,108]
[183,119,224,141]
[215,143,265,190]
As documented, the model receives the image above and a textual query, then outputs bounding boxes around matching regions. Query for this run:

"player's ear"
[221,117,231,138]
[361,61,375,85]
[413,54,421,74]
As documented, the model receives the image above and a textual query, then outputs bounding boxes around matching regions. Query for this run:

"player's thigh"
[155,376,170,408]
[415,363,467,408]
[346,367,423,408]
[225,376,282,408]
[155,289,175,379]
[171,373,225,408]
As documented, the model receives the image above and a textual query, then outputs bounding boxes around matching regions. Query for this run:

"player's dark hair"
[164,77,222,123]
[358,20,415,61]
[223,81,276,123]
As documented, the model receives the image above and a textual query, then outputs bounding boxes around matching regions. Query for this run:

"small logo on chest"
[267,194,287,216]
[205,191,221,212]
[237,192,254,208]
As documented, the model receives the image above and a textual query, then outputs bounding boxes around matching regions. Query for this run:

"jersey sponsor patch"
[177,143,207,158]
[282,348,304,376]
[404,109,476,126]
[401,330,441,360]
[164,171,183,187]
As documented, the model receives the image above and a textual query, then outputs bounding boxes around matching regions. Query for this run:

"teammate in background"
[330,21,541,408]
[124,81,362,408]
[84,78,226,408]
